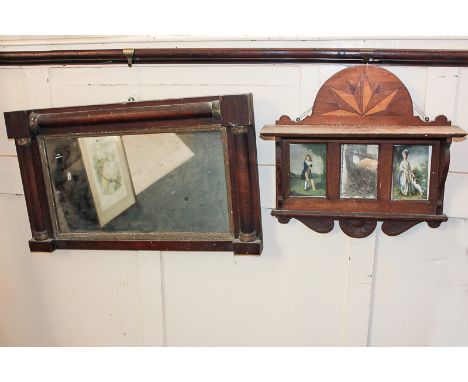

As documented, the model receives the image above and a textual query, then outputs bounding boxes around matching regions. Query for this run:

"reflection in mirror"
[340,144,379,199]
[43,131,231,234]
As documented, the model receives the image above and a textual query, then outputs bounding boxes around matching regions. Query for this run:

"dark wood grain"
[246,109,263,242]
[339,219,377,238]
[3,48,468,66]
[16,138,52,241]
[29,239,234,252]
[271,209,448,221]
[296,218,334,233]
[231,114,255,240]
[275,138,284,209]
[377,144,392,202]
[326,143,340,200]
[381,220,422,236]
[30,102,218,129]
[436,139,452,215]
[260,124,465,139]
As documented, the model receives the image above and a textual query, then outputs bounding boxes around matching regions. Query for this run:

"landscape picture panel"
[392,144,432,200]
[289,143,326,197]
[340,144,379,199]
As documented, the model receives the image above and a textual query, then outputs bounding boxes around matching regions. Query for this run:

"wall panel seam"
[366,228,381,346]
[160,252,168,347]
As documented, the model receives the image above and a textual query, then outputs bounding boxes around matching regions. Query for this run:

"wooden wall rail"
[2,48,468,66]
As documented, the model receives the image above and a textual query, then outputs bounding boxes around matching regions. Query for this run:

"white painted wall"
[0,37,467,346]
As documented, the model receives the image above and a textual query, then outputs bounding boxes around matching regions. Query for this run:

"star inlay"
[323,72,399,116]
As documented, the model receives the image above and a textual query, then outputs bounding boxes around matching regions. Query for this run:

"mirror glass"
[42,130,231,235]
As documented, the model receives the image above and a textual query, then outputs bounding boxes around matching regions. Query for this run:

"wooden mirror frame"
[261,65,466,238]
[4,94,262,254]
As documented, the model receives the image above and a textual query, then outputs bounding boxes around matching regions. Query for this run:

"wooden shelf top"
[271,209,448,222]
[260,124,467,140]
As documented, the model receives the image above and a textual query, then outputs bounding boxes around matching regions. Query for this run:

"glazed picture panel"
[392,144,432,200]
[340,144,379,199]
[289,143,326,197]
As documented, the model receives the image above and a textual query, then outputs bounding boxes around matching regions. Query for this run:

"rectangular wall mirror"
[5,94,262,255]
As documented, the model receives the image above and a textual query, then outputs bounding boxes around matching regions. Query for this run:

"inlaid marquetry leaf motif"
[324,72,398,116]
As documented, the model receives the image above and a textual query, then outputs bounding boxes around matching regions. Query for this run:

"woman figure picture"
[301,154,316,191]
[398,149,423,196]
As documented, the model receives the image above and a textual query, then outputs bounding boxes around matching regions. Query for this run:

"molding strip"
[29,101,219,128]
[2,48,468,66]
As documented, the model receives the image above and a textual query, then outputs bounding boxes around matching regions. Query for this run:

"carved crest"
[313,65,413,117]
[276,65,449,127]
